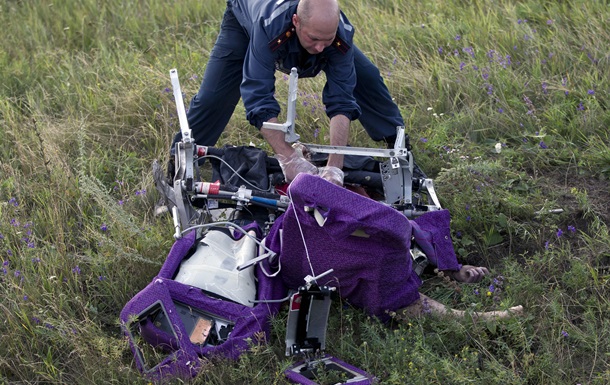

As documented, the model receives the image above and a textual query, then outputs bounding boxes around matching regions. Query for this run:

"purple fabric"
[266,173,422,322]
[412,209,462,272]
[120,228,286,381]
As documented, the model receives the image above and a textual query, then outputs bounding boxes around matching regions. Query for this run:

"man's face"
[292,13,337,55]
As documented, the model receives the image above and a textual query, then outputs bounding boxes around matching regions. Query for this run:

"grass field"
[1,0,609,384]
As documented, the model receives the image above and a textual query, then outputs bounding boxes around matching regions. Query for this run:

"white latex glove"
[277,150,318,182]
[318,166,344,186]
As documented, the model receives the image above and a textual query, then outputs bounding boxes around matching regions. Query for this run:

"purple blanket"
[266,173,461,321]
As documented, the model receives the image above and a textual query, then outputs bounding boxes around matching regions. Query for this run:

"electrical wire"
[199,154,275,193]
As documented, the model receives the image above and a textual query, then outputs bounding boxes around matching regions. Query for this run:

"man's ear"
[292,13,300,28]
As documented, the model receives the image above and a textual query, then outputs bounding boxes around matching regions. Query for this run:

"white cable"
[200,154,274,192]
[286,180,317,278]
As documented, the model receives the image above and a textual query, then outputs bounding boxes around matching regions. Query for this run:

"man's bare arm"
[260,118,294,157]
[261,118,318,182]
[327,114,350,169]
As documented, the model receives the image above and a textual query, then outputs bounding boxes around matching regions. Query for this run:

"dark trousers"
[172,5,404,149]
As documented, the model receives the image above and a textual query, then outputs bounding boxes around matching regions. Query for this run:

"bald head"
[293,0,340,54]
[297,0,340,26]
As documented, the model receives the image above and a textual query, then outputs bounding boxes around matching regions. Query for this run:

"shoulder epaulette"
[332,35,350,54]
[269,25,296,52]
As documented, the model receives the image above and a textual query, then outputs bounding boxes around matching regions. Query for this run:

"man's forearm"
[327,114,350,169]
[260,118,294,157]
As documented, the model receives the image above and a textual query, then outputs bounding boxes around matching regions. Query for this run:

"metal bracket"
[261,67,300,143]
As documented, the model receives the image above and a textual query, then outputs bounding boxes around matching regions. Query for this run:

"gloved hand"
[318,166,344,186]
[291,142,312,160]
[277,150,318,182]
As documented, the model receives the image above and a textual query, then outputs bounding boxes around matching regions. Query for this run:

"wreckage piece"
[120,226,286,382]
[283,281,377,385]
[265,173,464,322]
[165,67,440,244]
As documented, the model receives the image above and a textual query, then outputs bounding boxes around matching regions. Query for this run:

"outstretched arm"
[261,121,318,182]
[326,113,349,169]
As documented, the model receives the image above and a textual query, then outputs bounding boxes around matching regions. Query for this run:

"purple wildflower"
[545,240,550,250]
[547,20,553,25]
[72,266,81,275]
[587,90,595,95]
[420,137,428,143]
[8,197,18,207]
[577,102,584,111]
[14,270,20,278]
[455,35,461,41]
[539,141,548,149]
[567,225,576,233]
[100,223,108,232]
[561,330,569,338]
[557,228,563,237]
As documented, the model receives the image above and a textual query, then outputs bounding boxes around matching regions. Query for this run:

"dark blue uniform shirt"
[229,0,361,128]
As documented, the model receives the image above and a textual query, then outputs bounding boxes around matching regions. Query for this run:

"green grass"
[1,0,609,383]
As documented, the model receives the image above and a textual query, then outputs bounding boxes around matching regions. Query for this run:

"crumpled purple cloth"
[266,173,461,322]
[120,226,286,381]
